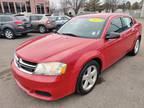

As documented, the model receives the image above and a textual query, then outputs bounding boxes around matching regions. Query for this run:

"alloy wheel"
[134,39,140,54]
[4,29,14,39]
[82,65,98,91]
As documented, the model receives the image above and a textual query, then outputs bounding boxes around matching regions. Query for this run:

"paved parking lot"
[0,19,144,108]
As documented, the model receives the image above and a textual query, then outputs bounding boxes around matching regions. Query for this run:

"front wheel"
[76,60,100,95]
[129,38,141,56]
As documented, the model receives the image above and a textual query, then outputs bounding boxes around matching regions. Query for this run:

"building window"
[46,7,49,14]
[16,2,21,13]
[3,2,10,13]
[41,4,44,14]
[0,2,3,13]
[26,1,31,12]
[9,2,15,13]
[21,2,26,12]
[36,4,44,14]
[15,2,26,13]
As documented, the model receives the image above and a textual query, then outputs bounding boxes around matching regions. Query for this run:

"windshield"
[57,17,106,38]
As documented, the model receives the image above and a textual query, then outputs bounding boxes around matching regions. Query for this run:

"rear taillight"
[46,20,50,24]
[15,20,24,25]
[15,20,24,29]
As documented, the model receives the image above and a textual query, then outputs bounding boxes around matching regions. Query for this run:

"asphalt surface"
[0,19,144,108]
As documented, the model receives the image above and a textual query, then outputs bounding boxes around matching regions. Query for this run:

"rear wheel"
[76,60,100,95]
[4,29,15,39]
[39,25,47,33]
[129,38,141,56]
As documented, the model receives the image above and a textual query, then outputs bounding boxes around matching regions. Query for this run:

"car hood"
[16,34,98,63]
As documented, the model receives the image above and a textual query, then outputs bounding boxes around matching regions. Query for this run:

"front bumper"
[11,61,74,101]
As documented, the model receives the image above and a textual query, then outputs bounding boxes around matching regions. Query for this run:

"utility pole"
[141,0,144,17]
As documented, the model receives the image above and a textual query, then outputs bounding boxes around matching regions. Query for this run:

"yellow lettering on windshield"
[88,18,105,23]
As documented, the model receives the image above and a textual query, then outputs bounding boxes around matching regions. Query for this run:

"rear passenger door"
[121,17,136,51]
[30,16,42,30]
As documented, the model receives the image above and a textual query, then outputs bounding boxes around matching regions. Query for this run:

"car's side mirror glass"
[106,32,120,40]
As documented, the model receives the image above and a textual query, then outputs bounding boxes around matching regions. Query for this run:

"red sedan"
[11,13,142,101]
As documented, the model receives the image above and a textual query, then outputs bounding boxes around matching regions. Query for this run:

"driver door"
[102,17,127,68]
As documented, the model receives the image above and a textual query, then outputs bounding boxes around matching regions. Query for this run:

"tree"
[49,1,57,15]
[61,0,86,15]
[84,0,103,12]
[104,0,119,12]
[126,1,131,10]
[132,2,140,10]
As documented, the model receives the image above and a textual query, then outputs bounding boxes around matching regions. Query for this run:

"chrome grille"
[14,55,37,74]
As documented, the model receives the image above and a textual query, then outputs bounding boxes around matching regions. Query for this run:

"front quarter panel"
[69,50,105,91]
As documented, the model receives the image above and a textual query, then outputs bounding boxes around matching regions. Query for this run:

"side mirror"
[106,32,120,40]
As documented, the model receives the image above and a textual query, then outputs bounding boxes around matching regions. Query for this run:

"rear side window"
[30,16,42,21]
[122,17,133,29]
[107,18,123,34]
[63,17,69,20]
[1,16,13,22]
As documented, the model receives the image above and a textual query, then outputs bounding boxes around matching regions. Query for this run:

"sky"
[49,0,142,8]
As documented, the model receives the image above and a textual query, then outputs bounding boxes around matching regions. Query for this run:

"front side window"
[107,18,123,35]
[57,17,106,38]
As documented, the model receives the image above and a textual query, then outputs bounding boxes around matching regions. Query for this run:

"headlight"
[35,62,67,75]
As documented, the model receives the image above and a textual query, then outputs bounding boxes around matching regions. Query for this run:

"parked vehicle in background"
[0,14,32,39]
[15,14,30,23]
[28,14,56,33]
[51,16,71,29]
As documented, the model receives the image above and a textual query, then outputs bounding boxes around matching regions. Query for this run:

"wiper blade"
[61,33,79,37]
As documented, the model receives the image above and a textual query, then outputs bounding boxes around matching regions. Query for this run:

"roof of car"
[77,13,130,19]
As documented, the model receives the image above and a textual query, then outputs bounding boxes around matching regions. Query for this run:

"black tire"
[39,25,47,33]
[128,37,141,56]
[76,60,100,95]
[4,29,15,39]
[22,33,28,36]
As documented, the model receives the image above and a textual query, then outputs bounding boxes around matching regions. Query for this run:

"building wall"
[0,0,49,14]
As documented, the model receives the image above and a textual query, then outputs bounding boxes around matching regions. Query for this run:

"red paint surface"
[11,13,142,101]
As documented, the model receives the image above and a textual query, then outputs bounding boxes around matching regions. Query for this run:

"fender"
[2,24,14,31]
[72,50,104,77]
[68,50,105,91]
